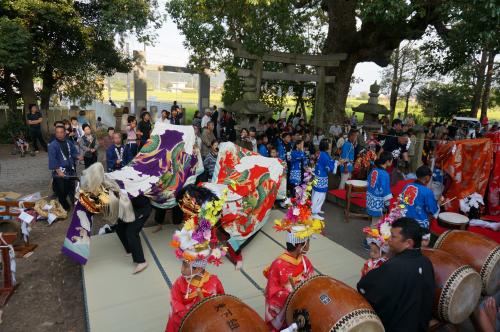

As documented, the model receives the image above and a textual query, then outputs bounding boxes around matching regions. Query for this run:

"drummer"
[399,165,440,246]
[165,189,227,332]
[264,175,325,331]
[357,217,435,331]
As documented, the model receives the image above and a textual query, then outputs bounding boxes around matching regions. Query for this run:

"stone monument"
[352,81,390,132]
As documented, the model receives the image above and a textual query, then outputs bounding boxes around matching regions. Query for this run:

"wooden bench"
[0,200,38,257]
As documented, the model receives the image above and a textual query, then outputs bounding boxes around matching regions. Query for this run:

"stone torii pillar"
[133,50,147,114]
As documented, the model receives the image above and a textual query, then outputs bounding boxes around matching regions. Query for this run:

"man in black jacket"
[357,217,435,332]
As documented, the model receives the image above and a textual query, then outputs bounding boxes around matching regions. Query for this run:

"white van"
[452,116,481,138]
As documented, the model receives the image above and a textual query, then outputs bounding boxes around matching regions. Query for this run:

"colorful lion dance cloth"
[62,123,203,264]
[205,142,286,254]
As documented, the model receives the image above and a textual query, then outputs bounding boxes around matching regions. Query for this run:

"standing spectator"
[292,112,301,128]
[248,127,257,152]
[106,132,131,172]
[211,105,219,138]
[26,104,47,152]
[236,128,253,151]
[121,106,130,139]
[276,132,292,162]
[339,129,358,189]
[220,111,236,142]
[170,100,179,112]
[203,140,219,181]
[138,112,152,146]
[201,121,216,158]
[313,129,325,149]
[102,127,115,151]
[257,134,269,157]
[63,120,72,138]
[329,123,343,138]
[265,119,279,145]
[96,116,104,131]
[126,115,139,158]
[48,126,80,211]
[77,110,88,126]
[311,139,337,220]
[201,109,212,128]
[192,111,202,128]
[69,117,83,142]
[407,129,417,172]
[170,108,182,125]
[193,125,202,150]
[159,110,170,124]
[79,124,99,169]
[350,113,358,126]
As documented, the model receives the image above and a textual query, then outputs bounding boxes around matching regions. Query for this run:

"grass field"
[107,88,500,123]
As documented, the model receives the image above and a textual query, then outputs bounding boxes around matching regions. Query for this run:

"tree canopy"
[0,0,160,110]
[167,0,499,126]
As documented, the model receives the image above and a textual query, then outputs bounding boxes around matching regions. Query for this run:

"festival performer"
[166,187,228,332]
[289,140,308,193]
[361,227,389,277]
[357,217,435,331]
[106,132,131,172]
[311,138,337,220]
[339,129,358,189]
[264,171,324,331]
[366,151,393,227]
[400,165,440,246]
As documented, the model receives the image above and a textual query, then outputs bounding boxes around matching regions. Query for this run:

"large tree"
[167,0,499,127]
[0,0,160,111]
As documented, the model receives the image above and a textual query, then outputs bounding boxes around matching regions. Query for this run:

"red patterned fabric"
[435,139,493,212]
[485,131,500,215]
[430,218,500,244]
[165,272,225,332]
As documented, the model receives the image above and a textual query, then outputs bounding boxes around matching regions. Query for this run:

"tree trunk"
[16,64,37,113]
[389,47,400,121]
[480,51,495,120]
[40,64,56,111]
[404,75,418,118]
[471,49,488,117]
[324,58,356,127]
[1,69,18,112]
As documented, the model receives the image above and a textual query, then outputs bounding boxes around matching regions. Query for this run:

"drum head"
[438,212,469,225]
[439,266,482,324]
[331,309,384,332]
[346,180,367,188]
[482,247,500,295]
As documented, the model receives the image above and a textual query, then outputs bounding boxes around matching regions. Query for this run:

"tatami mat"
[83,209,365,332]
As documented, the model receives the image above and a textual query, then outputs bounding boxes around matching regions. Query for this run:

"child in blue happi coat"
[366,151,393,227]
[339,129,358,189]
[258,134,269,157]
[289,140,308,193]
[400,165,440,246]
[311,138,338,220]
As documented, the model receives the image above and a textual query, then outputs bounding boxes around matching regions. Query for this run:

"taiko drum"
[179,294,268,332]
[434,230,500,295]
[284,275,384,332]
[422,248,482,324]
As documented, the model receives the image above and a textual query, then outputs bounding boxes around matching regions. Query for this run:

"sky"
[126,10,383,96]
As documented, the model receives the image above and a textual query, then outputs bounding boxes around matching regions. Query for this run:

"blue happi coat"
[289,150,308,185]
[258,143,269,157]
[106,144,132,172]
[313,151,337,193]
[400,181,439,230]
[366,168,392,217]
[340,140,355,173]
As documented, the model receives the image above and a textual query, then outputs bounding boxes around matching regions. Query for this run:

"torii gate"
[225,41,347,128]
[132,50,211,114]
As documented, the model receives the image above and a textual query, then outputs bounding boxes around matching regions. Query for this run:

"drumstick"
[440,197,457,206]
[288,276,296,291]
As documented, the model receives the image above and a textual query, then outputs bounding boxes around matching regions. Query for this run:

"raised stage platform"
[82,210,365,332]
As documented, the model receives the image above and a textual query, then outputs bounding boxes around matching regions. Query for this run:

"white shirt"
[313,135,324,146]
[329,124,342,137]
[201,115,211,128]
